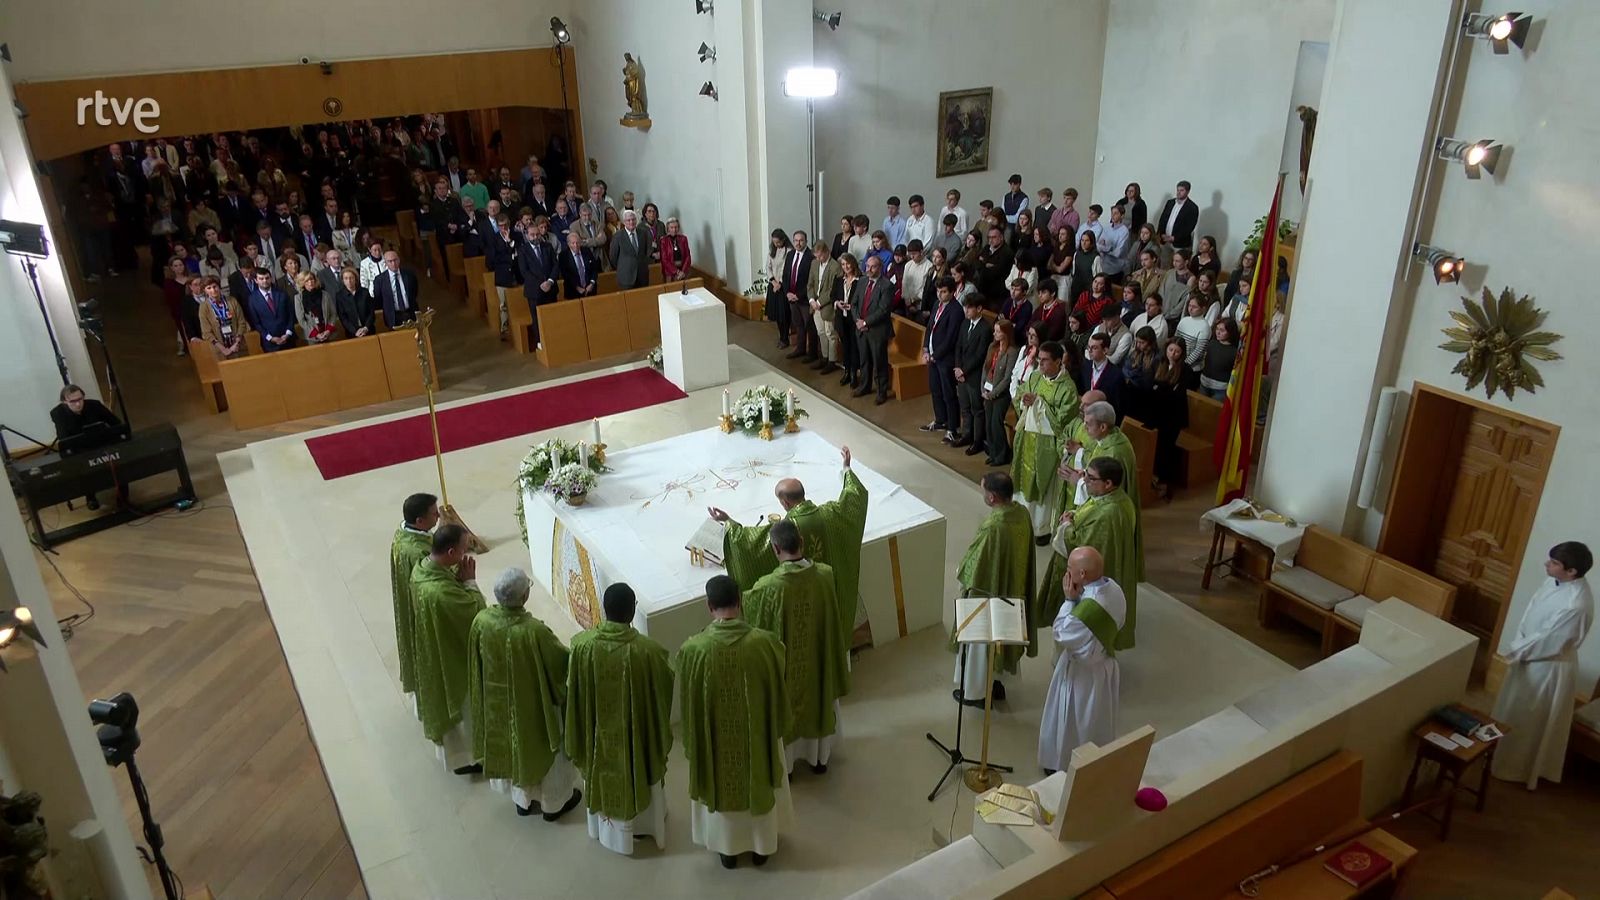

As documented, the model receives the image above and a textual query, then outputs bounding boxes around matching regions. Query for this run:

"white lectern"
[658,287,729,392]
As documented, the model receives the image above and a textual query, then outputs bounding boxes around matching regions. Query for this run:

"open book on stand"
[955,597,1027,645]
[685,517,727,566]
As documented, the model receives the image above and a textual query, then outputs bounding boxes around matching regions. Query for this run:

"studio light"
[697,42,716,63]
[783,66,839,99]
[1463,11,1531,54]
[1413,242,1465,285]
[814,10,843,31]
[0,219,48,258]
[695,0,713,13]
[549,16,571,46]
[0,606,46,671]
[698,81,718,100]
[1436,137,1504,180]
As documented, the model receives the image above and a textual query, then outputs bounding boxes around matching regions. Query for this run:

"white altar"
[522,427,947,652]
[659,287,730,392]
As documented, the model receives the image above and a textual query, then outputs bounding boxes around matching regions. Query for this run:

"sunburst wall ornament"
[1439,286,1562,400]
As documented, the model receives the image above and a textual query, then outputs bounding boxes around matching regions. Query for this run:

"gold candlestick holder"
[758,422,774,441]
[591,443,607,467]
[718,414,734,433]
[784,414,800,434]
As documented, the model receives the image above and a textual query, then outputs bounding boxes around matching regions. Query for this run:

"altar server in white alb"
[1038,546,1124,774]
[1491,541,1595,789]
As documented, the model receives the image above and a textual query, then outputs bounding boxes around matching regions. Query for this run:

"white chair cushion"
[1270,566,1357,610]
[1576,700,1600,732]
[1333,594,1378,626]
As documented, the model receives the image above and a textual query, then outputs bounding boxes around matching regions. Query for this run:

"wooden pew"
[583,291,631,360]
[1121,416,1159,507]
[219,353,289,429]
[481,270,504,335]
[889,314,930,401]
[597,263,667,297]
[507,288,536,355]
[446,244,467,299]
[216,332,432,430]
[394,210,420,260]
[466,255,490,323]
[1177,390,1223,487]
[536,300,591,368]
[377,329,430,398]
[187,338,228,412]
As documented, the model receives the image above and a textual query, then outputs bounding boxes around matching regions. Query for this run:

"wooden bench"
[446,244,467,298]
[596,263,664,296]
[1570,677,1600,768]
[1259,525,1457,657]
[889,314,929,401]
[1177,390,1223,487]
[187,338,228,412]
[393,209,420,261]
[216,331,431,430]
[1121,416,1159,507]
[466,255,490,323]
[536,300,591,368]
[506,285,536,354]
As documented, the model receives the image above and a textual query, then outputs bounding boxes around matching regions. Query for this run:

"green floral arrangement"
[731,385,807,435]
[744,268,771,298]
[1244,216,1297,252]
[646,344,664,371]
[515,439,607,545]
[0,786,48,900]
[544,463,598,502]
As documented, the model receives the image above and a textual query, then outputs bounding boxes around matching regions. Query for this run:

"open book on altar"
[685,517,727,567]
[954,597,1027,645]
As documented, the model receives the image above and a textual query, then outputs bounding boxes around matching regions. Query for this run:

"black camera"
[88,691,141,766]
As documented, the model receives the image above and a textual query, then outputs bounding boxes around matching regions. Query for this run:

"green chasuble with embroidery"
[1040,489,1143,650]
[1059,427,1141,521]
[743,560,850,741]
[391,527,432,694]
[467,606,568,788]
[1011,371,1080,505]
[678,618,791,816]
[411,559,487,743]
[724,468,869,650]
[565,622,674,821]
[954,501,1038,672]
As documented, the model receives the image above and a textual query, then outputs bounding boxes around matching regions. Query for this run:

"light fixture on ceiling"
[1463,11,1531,54]
[550,16,571,46]
[319,60,333,76]
[0,606,46,672]
[1436,137,1504,180]
[698,81,718,100]
[695,0,713,13]
[697,42,716,63]
[814,10,843,31]
[782,66,838,99]
[1413,242,1465,285]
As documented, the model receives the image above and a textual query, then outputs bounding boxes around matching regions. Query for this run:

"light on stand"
[0,606,46,671]
[1463,11,1532,54]
[783,67,839,248]
[0,219,69,390]
[549,16,571,45]
[1435,137,1504,180]
[1413,242,1465,285]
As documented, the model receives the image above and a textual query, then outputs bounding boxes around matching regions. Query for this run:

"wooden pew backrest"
[1365,556,1456,619]
[1295,525,1375,594]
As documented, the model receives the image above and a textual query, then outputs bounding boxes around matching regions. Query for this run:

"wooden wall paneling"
[325,336,390,410]
[582,291,631,360]
[1378,387,1465,567]
[534,301,589,368]
[218,354,287,429]
[277,344,342,421]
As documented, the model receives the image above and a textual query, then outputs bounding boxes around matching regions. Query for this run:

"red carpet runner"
[305,368,686,480]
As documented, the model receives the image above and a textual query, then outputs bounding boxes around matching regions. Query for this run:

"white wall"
[1276,41,1328,226]
[1372,0,1600,684]
[1091,0,1334,260]
[0,0,573,80]
[812,0,1108,235]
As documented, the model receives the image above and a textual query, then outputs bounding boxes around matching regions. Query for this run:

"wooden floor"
[31,266,1598,899]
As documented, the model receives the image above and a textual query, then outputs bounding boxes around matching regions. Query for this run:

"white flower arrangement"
[543,463,598,502]
[744,267,771,298]
[730,385,807,435]
[515,439,608,542]
[646,345,664,371]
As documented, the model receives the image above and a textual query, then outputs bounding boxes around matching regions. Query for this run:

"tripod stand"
[925,642,1012,801]
[124,755,180,900]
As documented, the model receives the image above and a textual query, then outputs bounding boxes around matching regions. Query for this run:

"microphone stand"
[0,423,53,467]
[81,327,133,430]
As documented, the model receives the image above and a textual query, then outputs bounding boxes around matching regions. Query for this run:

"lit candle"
[722,389,731,418]
[579,441,589,468]
[786,388,795,418]
[592,418,602,445]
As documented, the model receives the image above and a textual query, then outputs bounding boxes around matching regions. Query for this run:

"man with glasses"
[1040,456,1143,652]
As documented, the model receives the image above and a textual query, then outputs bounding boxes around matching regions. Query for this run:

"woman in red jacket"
[659,216,692,281]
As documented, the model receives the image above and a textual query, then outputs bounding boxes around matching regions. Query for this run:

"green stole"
[391,527,432,694]
[953,501,1038,671]
[1066,595,1119,659]
[564,621,675,820]
[1040,490,1143,650]
[678,618,791,816]
[411,559,487,743]
[723,468,869,650]
[467,606,569,787]
[743,560,850,741]
[1010,371,1080,504]
[1062,427,1141,519]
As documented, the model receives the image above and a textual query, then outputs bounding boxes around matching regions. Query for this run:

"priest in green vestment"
[392,493,438,701]
[1058,399,1141,521]
[565,583,675,856]
[1040,457,1143,650]
[411,524,488,773]
[952,471,1037,707]
[1052,389,1104,514]
[712,444,868,651]
[742,520,850,775]
[679,575,793,869]
[1010,341,1080,540]
[468,568,582,821]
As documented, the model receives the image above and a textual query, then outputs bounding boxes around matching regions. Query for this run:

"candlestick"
[592,418,602,445]
[721,389,731,418]
[786,388,795,418]
[550,448,560,473]
[579,441,589,468]
[761,393,771,425]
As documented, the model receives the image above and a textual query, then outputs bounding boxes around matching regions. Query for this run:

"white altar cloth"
[523,427,946,650]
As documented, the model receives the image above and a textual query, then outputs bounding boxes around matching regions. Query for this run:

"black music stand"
[925,642,1013,801]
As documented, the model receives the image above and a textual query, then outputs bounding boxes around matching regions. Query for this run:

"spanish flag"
[1213,176,1285,504]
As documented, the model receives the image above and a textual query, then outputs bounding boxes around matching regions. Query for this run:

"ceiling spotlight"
[695,0,713,13]
[319,60,333,76]
[698,81,718,100]
[1463,12,1531,54]
[550,16,571,45]
[1436,137,1504,180]
[0,606,47,672]
[697,42,716,63]
[814,10,843,31]
[783,66,839,99]
[1413,242,1465,285]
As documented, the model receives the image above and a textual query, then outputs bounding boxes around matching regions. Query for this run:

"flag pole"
[413,308,489,553]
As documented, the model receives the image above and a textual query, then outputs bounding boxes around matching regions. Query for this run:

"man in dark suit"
[458,197,492,259]
[271,201,298,246]
[524,182,553,219]
[518,217,560,348]
[559,231,598,299]
[216,181,246,236]
[230,254,261,329]
[315,198,340,246]
[246,268,297,352]
[780,231,816,360]
[608,209,650,290]
[1082,332,1125,416]
[952,293,995,454]
[852,255,896,405]
[372,250,420,329]
[1156,179,1199,251]
[919,278,962,440]
[975,226,1014,303]
[484,215,521,340]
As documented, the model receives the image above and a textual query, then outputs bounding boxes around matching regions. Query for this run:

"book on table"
[954,597,1027,645]
[684,517,726,566]
[1322,840,1393,888]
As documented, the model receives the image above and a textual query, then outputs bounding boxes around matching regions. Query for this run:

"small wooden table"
[1399,704,1507,839]
[1198,501,1304,589]
[1219,825,1415,899]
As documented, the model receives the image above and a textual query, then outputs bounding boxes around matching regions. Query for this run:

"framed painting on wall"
[936,87,993,177]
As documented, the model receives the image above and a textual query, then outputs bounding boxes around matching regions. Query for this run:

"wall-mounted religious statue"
[621,53,651,130]
[1296,105,1317,195]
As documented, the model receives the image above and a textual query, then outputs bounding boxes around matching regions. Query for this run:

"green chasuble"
[678,618,791,816]
[391,527,432,694]
[723,468,869,650]
[411,559,487,743]
[467,606,569,788]
[954,501,1039,672]
[1040,490,1143,650]
[1010,371,1080,507]
[565,622,674,821]
[1059,427,1141,520]
[743,560,850,741]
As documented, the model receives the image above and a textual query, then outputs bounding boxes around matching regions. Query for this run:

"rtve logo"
[75,90,161,134]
